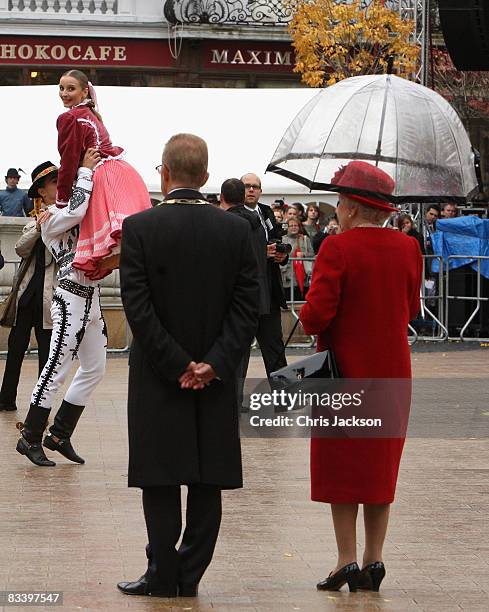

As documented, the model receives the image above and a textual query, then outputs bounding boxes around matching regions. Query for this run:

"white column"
[93,0,103,13]
[0,0,9,11]
[117,0,135,16]
[46,0,57,12]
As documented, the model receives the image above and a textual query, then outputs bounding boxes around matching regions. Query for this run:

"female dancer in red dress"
[57,69,151,280]
[300,162,423,593]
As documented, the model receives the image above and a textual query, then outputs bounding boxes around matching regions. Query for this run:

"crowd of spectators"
[204,188,474,305]
[0,164,480,321]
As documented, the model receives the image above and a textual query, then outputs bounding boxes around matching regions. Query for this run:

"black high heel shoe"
[316,562,360,592]
[357,562,386,591]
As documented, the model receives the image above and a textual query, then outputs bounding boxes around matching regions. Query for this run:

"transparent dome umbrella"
[267,74,479,205]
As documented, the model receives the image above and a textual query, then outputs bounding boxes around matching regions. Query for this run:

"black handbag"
[270,350,340,392]
[270,319,340,392]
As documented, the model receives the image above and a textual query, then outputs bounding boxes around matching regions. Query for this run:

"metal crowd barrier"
[445,255,489,343]
[284,256,316,348]
[416,255,448,342]
[3,253,489,356]
[282,254,489,346]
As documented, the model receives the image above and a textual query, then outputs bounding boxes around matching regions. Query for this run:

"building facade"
[0,0,302,88]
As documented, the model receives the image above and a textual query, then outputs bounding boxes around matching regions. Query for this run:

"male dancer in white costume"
[16,148,107,467]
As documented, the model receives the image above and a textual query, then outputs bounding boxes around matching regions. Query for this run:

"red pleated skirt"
[73,159,151,280]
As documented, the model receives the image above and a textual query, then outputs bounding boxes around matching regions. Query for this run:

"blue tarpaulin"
[431,217,489,279]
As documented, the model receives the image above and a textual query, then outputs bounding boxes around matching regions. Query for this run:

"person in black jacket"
[240,173,288,387]
[219,178,269,410]
[219,178,269,315]
[0,162,56,412]
[117,134,259,598]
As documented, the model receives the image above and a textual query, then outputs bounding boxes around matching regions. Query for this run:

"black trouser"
[249,307,286,377]
[142,484,222,590]
[0,303,51,405]
[238,306,287,407]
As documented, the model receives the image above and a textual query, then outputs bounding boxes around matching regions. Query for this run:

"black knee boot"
[43,400,85,464]
[16,405,56,467]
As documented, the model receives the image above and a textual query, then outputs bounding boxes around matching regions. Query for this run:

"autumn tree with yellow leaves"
[288,0,419,87]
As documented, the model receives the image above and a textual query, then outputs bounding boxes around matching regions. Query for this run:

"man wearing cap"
[0,162,58,412]
[0,168,33,217]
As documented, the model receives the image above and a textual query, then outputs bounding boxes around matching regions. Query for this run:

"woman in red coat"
[300,161,422,593]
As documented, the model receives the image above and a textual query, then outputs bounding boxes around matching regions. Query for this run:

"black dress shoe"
[178,583,198,597]
[358,561,386,592]
[317,562,360,592]
[0,402,17,411]
[117,575,177,598]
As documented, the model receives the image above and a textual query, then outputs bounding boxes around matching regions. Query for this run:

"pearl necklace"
[352,223,382,228]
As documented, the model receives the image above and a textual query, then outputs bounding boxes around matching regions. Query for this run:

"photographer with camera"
[312,214,339,255]
[240,173,289,397]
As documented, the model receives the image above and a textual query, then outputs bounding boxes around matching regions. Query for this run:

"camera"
[268,221,292,254]
[269,225,292,254]
[269,239,292,254]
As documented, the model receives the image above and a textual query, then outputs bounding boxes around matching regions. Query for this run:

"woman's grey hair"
[344,196,391,225]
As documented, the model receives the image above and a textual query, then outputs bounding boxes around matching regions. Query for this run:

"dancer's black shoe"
[43,400,85,464]
[16,405,55,467]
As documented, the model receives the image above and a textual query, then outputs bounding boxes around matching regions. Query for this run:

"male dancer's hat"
[28,161,58,198]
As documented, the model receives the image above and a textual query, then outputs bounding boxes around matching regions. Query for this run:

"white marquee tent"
[1,85,335,206]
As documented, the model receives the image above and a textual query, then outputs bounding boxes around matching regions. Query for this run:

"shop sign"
[203,42,296,73]
[0,37,175,68]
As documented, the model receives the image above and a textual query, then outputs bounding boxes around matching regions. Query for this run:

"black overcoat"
[228,204,269,316]
[120,189,259,489]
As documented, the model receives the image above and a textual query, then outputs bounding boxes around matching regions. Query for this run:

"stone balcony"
[0,0,164,37]
[0,0,153,19]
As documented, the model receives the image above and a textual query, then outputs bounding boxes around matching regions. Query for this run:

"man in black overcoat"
[219,178,269,409]
[117,134,259,598]
[239,173,288,399]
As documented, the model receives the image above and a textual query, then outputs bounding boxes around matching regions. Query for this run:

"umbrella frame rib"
[374,74,391,166]
[265,163,469,205]
[269,151,459,172]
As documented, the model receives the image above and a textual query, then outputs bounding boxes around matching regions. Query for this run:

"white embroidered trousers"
[31,285,107,410]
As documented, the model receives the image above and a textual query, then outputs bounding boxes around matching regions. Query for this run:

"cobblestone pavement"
[0,350,488,611]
